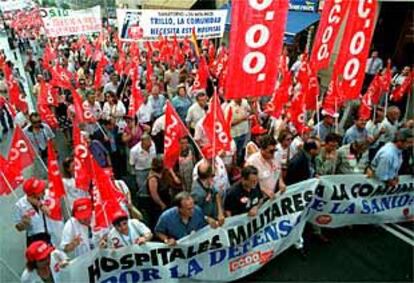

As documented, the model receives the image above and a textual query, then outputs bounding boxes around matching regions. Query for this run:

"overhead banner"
[0,0,33,12]
[56,175,413,282]
[310,0,350,72]
[59,179,318,283]
[225,0,289,99]
[309,175,414,227]
[40,6,102,37]
[116,9,228,41]
[331,0,378,101]
[289,0,319,12]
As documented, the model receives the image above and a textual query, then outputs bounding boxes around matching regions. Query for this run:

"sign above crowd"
[116,9,228,41]
[40,6,102,37]
[289,0,319,12]
[0,0,34,12]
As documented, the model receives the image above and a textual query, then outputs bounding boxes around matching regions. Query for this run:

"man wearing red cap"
[107,210,152,249]
[21,240,68,283]
[13,177,62,246]
[60,197,102,258]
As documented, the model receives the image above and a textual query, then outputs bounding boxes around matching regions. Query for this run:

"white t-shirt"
[102,101,126,130]
[129,141,156,170]
[13,195,63,246]
[60,217,99,259]
[62,178,90,209]
[246,152,281,193]
[21,249,68,283]
[186,103,206,129]
[136,101,153,124]
[107,219,151,249]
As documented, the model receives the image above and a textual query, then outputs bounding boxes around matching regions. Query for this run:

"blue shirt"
[343,125,369,144]
[148,94,166,118]
[312,122,333,142]
[155,206,206,240]
[371,142,402,181]
[172,95,192,122]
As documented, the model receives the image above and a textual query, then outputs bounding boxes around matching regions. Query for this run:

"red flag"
[391,75,412,102]
[38,104,59,129]
[146,55,154,93]
[380,61,392,94]
[94,56,109,91]
[358,91,372,120]
[193,56,209,91]
[73,126,92,191]
[0,154,23,196]
[310,0,350,72]
[203,91,232,156]
[332,0,378,101]
[92,186,110,231]
[265,71,292,118]
[323,76,343,115]
[49,65,73,90]
[91,160,124,222]
[225,0,289,99]
[305,68,320,110]
[7,126,36,172]
[128,69,144,118]
[164,102,188,169]
[47,141,65,198]
[7,78,28,113]
[44,141,65,221]
[289,91,307,134]
[366,74,382,105]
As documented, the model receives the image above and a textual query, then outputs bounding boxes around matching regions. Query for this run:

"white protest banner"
[40,6,102,37]
[309,175,414,227]
[59,179,318,283]
[116,9,228,41]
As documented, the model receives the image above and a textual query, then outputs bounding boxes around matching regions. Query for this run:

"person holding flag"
[13,177,62,246]
[60,198,105,259]
[107,210,152,249]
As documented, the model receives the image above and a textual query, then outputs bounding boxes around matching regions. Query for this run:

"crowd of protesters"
[0,26,413,282]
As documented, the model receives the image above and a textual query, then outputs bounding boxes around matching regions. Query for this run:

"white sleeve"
[118,102,126,116]
[60,221,74,250]
[12,202,23,225]
[131,219,151,236]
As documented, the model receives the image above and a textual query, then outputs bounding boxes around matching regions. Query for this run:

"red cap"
[26,241,54,262]
[23,177,47,196]
[72,198,92,220]
[111,210,128,225]
[251,125,267,135]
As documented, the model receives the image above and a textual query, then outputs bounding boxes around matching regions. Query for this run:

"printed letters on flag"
[0,154,23,196]
[310,0,350,72]
[7,126,36,172]
[225,0,289,99]
[45,141,65,221]
[164,102,188,169]
[332,0,378,101]
[73,126,92,191]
